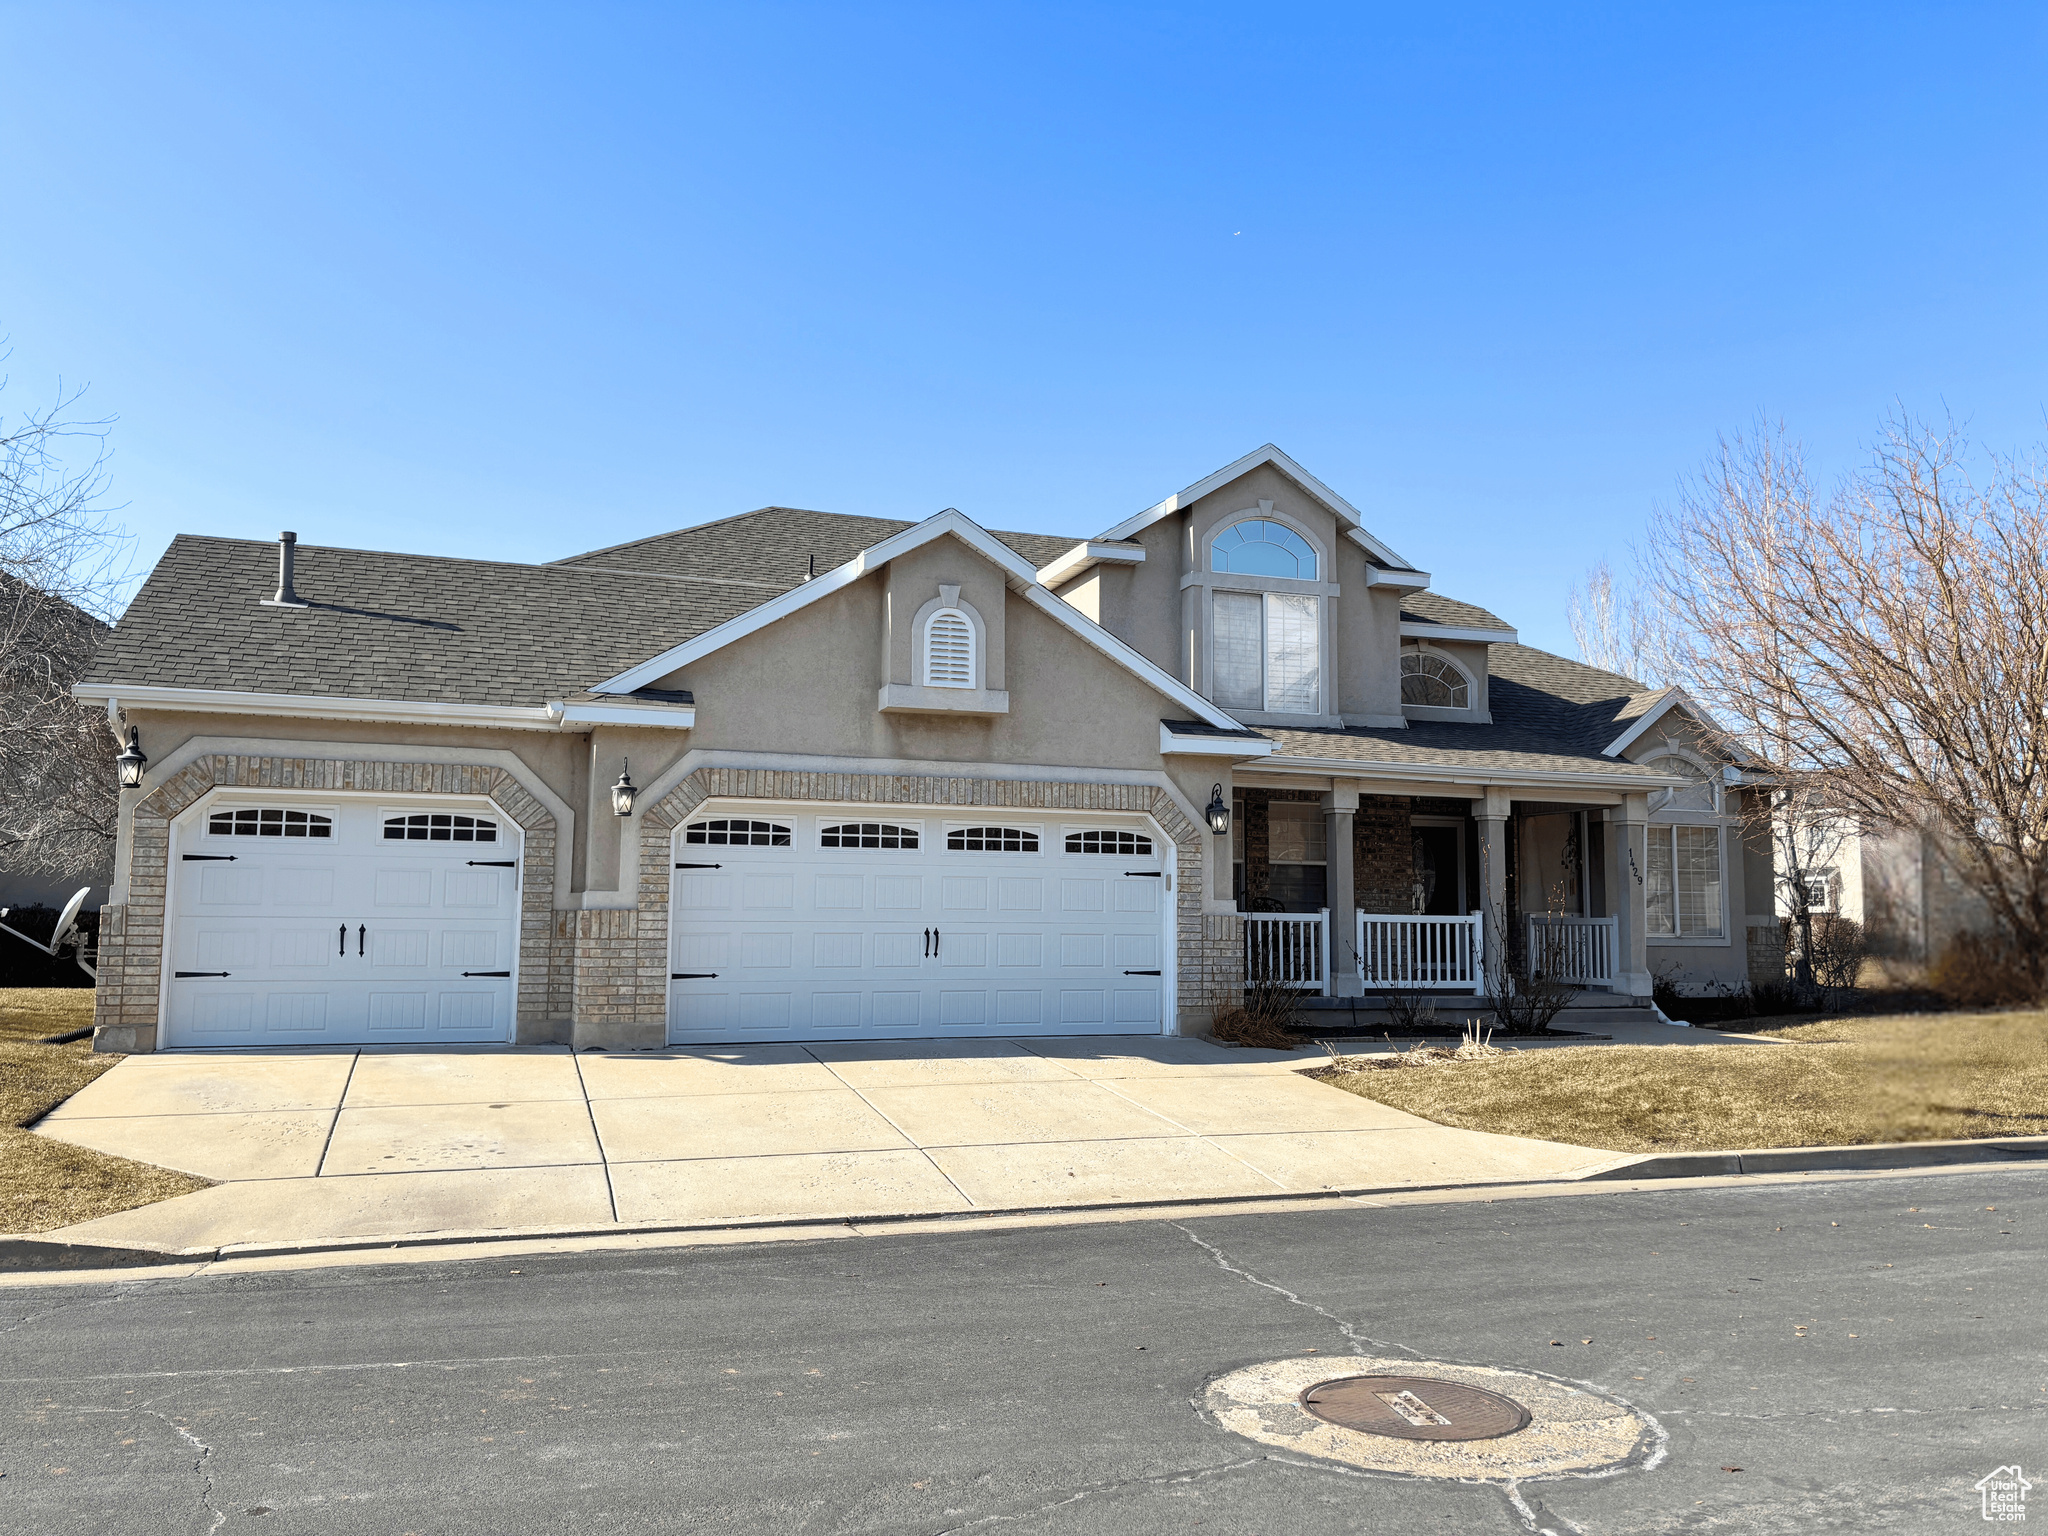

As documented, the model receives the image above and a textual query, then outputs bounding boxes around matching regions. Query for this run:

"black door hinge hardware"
[174,971,231,978]
[1124,969,1162,976]
[1124,870,1162,877]
[358,924,366,956]
[670,972,718,979]
[923,927,932,957]
[462,970,511,977]
[467,860,517,868]
[675,862,723,869]
[182,854,236,861]
[338,924,347,955]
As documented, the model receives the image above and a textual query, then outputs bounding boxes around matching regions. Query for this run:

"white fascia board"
[593,509,1044,695]
[1600,686,1751,762]
[1159,724,1275,758]
[1258,752,1688,791]
[74,682,565,732]
[1035,540,1146,588]
[1399,622,1519,644]
[1361,557,1432,590]
[550,700,696,729]
[1097,444,1416,570]
[590,507,1248,733]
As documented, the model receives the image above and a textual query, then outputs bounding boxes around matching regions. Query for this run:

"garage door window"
[207,807,332,838]
[820,822,920,849]
[946,826,1039,853]
[684,819,792,846]
[1065,829,1153,856]
[383,812,498,842]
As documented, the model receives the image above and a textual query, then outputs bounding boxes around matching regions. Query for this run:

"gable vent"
[924,609,975,688]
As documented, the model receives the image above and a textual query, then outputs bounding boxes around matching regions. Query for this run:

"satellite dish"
[51,887,92,949]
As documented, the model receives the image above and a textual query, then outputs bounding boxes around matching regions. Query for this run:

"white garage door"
[162,798,522,1049]
[668,806,1170,1044]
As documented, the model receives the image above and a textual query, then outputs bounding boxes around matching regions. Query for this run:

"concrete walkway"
[31,1036,1628,1254]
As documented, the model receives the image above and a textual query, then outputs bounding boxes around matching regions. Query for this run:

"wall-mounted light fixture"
[1204,783,1231,836]
[115,727,148,790]
[610,760,637,817]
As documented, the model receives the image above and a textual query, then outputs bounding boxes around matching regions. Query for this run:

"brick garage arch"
[567,768,1241,1042]
[95,754,561,1045]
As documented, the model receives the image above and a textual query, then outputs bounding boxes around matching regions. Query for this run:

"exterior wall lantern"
[115,727,148,790]
[610,760,637,818]
[1204,783,1231,836]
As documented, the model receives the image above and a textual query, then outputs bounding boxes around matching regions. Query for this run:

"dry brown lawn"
[1322,1010,2048,1154]
[0,988,210,1233]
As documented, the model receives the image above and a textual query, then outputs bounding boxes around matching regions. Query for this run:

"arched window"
[820,822,920,849]
[1064,829,1153,855]
[383,812,497,842]
[1210,519,1317,579]
[1400,650,1470,708]
[684,819,791,846]
[208,807,332,838]
[922,608,976,688]
[1653,755,1720,814]
[947,826,1039,853]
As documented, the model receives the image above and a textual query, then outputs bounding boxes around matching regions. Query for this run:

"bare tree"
[0,372,128,880]
[1565,559,1662,685]
[1643,413,2048,993]
[1767,782,1855,991]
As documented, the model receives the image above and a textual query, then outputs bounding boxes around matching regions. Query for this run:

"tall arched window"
[1211,519,1317,579]
[922,608,976,688]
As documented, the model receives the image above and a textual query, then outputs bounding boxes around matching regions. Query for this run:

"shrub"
[1786,914,1868,990]
[1213,979,1301,1050]
[1927,929,2039,1009]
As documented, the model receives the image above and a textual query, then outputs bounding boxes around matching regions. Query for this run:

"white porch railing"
[1355,912,1485,993]
[1526,914,1617,988]
[1244,909,1331,995]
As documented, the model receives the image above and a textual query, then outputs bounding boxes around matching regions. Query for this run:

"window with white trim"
[1211,519,1318,579]
[1803,875,1832,912]
[684,819,791,846]
[1644,755,1725,938]
[383,812,497,842]
[820,822,920,850]
[1212,590,1320,713]
[1400,649,1469,708]
[946,826,1039,853]
[209,807,332,838]
[921,608,976,688]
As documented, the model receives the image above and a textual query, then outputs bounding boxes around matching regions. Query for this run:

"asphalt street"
[4,1168,2042,1534]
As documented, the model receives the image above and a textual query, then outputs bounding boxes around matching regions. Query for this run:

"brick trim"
[583,768,1240,1035]
[95,754,561,1040]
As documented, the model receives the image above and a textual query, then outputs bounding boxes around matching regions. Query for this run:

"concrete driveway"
[33,1037,1613,1255]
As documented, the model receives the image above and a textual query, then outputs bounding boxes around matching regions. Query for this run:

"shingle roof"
[1400,590,1514,632]
[84,536,767,707]
[555,506,1081,588]
[1263,644,1673,779]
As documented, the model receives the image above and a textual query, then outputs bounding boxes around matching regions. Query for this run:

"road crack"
[1171,1222,1417,1357]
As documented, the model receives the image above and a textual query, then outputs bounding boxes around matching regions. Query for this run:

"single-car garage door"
[668,805,1171,1044]
[162,797,522,1049]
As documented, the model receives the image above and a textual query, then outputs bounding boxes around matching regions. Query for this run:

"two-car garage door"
[668,804,1171,1044]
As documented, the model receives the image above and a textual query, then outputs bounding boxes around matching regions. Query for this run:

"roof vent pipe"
[264,532,310,609]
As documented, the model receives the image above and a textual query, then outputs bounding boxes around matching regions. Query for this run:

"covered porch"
[1228,779,1658,1002]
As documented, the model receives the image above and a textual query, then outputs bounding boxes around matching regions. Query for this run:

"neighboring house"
[75,445,1773,1054]
[1778,819,1989,968]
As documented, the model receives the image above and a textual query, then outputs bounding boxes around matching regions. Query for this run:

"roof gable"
[592,509,1246,730]
[1097,444,1419,571]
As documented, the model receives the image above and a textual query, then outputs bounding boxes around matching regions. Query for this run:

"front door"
[1413,823,1465,916]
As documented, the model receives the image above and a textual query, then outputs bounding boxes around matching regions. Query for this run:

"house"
[1778,817,1990,972]
[74,446,1776,1054]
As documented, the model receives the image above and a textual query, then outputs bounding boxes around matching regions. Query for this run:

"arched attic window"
[1400,649,1470,708]
[1211,519,1317,579]
[922,607,976,688]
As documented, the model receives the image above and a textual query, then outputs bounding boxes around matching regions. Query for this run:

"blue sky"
[4,3,2045,655]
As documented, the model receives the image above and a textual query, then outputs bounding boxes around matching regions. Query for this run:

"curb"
[7,1135,2045,1274]
[1577,1133,2048,1181]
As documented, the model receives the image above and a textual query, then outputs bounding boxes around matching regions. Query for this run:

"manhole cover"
[1299,1374,1532,1442]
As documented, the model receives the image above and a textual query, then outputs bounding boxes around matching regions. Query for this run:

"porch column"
[1472,787,1511,992]
[1606,793,1654,1000]
[1322,785,1359,995]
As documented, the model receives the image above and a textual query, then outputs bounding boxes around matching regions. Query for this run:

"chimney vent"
[262,531,310,609]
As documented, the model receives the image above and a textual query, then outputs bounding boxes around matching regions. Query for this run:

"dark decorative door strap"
[1124,969,1162,975]
[467,860,517,868]
[338,924,347,955]
[462,970,511,977]
[1123,870,1162,877]
[671,972,718,979]
[182,854,236,861]
[174,971,231,978]
[675,862,723,869]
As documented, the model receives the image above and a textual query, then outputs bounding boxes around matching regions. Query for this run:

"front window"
[1211,519,1317,579]
[1646,825,1724,938]
[1401,651,1469,708]
[1213,591,1320,713]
